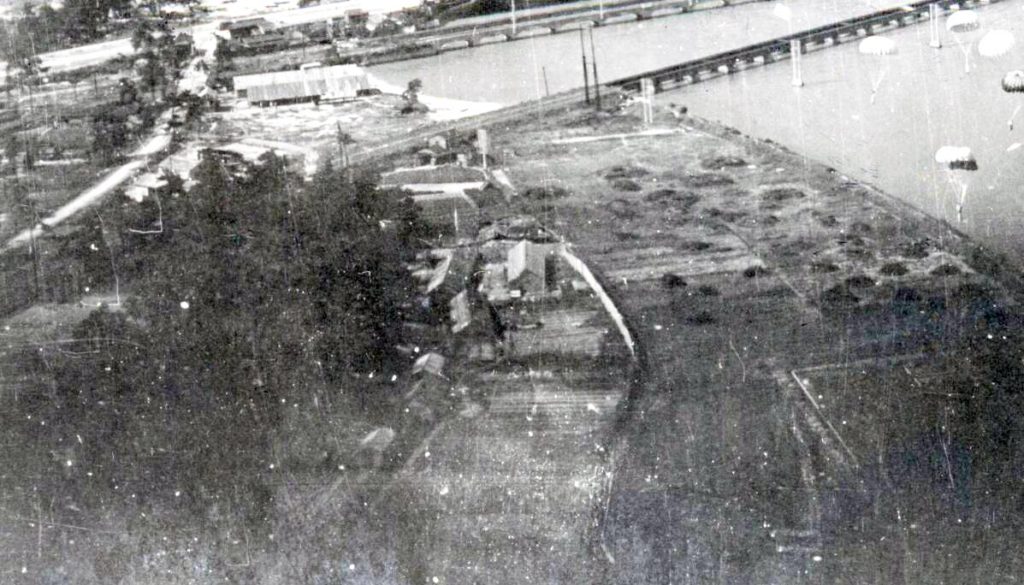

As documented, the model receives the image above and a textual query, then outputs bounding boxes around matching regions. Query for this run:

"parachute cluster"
[851,8,1021,224]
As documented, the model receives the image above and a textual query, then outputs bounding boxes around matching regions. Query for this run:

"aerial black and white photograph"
[1,0,1023,582]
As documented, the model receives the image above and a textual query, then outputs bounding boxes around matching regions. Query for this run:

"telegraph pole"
[589,26,601,109]
[580,28,590,104]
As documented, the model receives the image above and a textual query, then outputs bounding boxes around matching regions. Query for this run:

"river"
[369,0,1024,256]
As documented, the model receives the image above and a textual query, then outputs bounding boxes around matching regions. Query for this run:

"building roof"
[508,240,547,284]
[412,352,446,377]
[449,290,471,333]
[223,17,272,31]
[234,65,369,102]
[208,142,274,162]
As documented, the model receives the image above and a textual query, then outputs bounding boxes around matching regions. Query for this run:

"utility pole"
[511,0,517,36]
[589,26,601,109]
[579,28,590,104]
[542,66,550,97]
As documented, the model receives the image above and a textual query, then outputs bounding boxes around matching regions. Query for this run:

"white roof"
[234,64,366,91]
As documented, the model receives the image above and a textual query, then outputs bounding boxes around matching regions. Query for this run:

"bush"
[743,265,770,278]
[522,185,570,200]
[603,164,650,180]
[762,187,805,202]
[662,273,687,288]
[879,262,908,276]
[610,178,642,192]
[679,240,713,251]
[896,238,931,259]
[701,155,747,169]
[931,263,961,276]
[821,284,860,307]
[817,214,839,228]
[677,172,734,188]
[845,274,876,288]
[810,261,840,273]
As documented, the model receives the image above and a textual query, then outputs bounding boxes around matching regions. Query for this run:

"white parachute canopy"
[935,146,977,169]
[1004,70,1024,92]
[946,10,980,34]
[978,30,1015,58]
[859,36,897,101]
[946,10,981,72]
[858,35,897,56]
[935,146,977,223]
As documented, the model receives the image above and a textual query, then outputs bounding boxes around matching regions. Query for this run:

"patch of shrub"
[845,274,876,288]
[896,238,931,260]
[701,155,747,169]
[817,214,839,228]
[679,240,714,251]
[704,207,747,223]
[743,265,770,278]
[879,262,908,276]
[849,222,872,234]
[603,164,650,180]
[723,188,751,198]
[931,264,961,276]
[762,187,806,202]
[644,189,701,212]
[662,273,687,288]
[610,178,642,192]
[844,247,873,261]
[810,261,840,273]
[821,284,860,307]
[522,185,570,200]
[676,172,735,188]
[760,215,780,226]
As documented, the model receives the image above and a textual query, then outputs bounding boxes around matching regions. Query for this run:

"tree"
[402,78,422,106]
[91,111,129,164]
[135,51,167,100]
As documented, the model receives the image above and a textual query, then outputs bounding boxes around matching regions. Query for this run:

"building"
[412,352,446,377]
[199,142,306,178]
[408,191,480,244]
[507,240,560,297]
[233,64,370,106]
[220,17,274,39]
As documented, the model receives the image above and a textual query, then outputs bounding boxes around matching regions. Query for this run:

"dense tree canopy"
[42,154,428,513]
